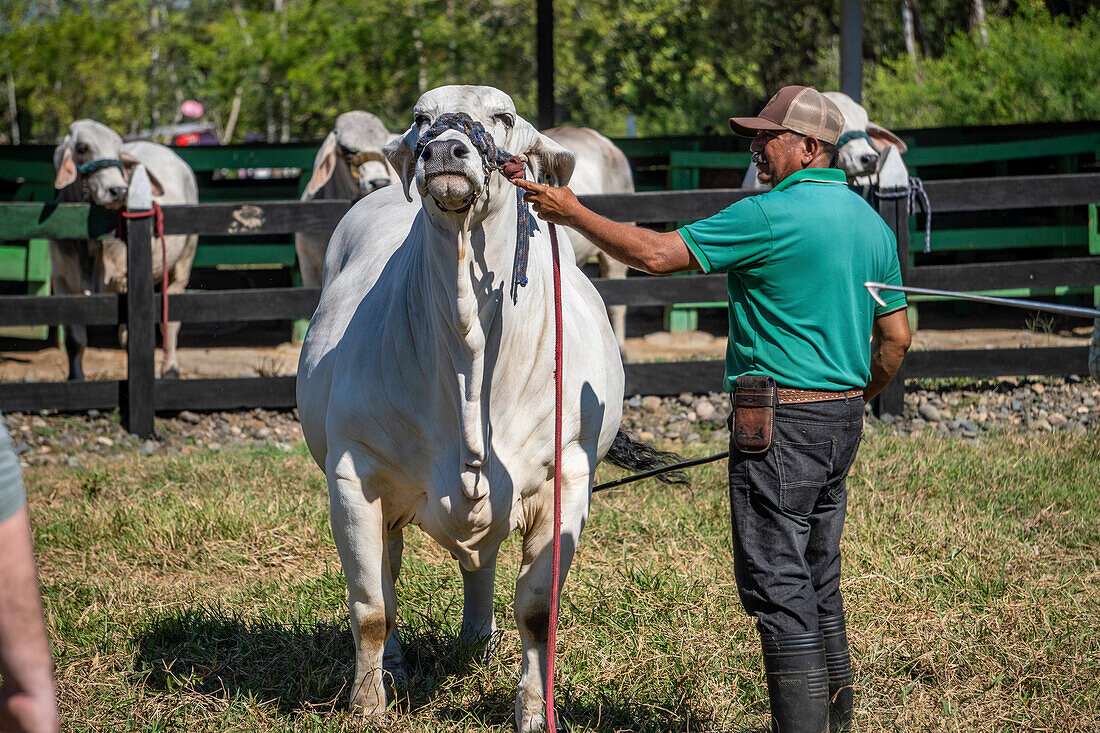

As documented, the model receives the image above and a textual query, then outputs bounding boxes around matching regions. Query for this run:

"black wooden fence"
[2,171,1099,436]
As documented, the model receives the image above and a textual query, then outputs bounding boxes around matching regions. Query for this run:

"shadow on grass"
[434,689,749,732]
[133,607,735,731]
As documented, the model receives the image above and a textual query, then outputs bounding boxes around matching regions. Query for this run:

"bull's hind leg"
[327,452,397,716]
[514,472,591,732]
[383,529,408,682]
[599,253,628,354]
[460,560,498,656]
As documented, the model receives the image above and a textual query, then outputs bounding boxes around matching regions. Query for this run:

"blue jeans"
[727,396,864,635]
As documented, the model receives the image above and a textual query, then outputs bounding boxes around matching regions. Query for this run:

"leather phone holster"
[732,375,777,454]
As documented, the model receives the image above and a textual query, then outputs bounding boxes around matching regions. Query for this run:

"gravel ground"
[4,376,1097,470]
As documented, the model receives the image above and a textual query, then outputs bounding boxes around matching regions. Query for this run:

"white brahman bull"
[52,119,199,379]
[294,111,398,288]
[823,92,908,185]
[298,85,658,730]
[542,126,634,351]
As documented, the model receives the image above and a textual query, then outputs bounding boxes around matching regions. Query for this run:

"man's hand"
[511,178,583,226]
[508,176,698,275]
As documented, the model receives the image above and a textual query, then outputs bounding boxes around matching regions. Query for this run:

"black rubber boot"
[761,630,828,733]
[819,614,854,732]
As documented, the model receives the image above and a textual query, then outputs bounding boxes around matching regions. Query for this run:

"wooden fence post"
[873,150,910,418]
[121,167,156,437]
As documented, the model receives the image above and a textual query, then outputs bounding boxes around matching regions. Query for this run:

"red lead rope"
[120,202,169,370]
[546,221,563,732]
[499,156,563,730]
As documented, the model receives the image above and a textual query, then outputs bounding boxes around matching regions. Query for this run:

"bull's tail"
[602,428,688,486]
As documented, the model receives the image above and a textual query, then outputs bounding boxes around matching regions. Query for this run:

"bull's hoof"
[160,366,180,379]
[349,689,388,718]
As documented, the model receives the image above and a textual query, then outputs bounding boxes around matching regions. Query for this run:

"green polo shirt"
[678,168,907,392]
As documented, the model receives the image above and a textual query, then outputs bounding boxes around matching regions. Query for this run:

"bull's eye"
[414,114,430,128]
[75,143,89,155]
[494,113,514,129]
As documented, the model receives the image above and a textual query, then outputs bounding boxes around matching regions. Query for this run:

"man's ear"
[514,119,575,187]
[54,136,77,189]
[120,152,165,197]
[383,125,419,202]
[303,131,339,198]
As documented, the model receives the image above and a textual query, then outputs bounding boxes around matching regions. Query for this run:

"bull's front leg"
[514,472,590,732]
[327,453,398,717]
[159,278,187,379]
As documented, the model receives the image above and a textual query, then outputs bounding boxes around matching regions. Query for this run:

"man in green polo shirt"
[512,85,910,733]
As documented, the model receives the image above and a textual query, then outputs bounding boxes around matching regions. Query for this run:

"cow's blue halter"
[836,130,873,149]
[76,158,124,175]
[414,112,532,301]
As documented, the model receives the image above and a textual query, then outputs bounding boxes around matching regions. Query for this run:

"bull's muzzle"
[420,138,481,212]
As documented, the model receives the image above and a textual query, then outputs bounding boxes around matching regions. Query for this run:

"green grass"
[22,430,1100,732]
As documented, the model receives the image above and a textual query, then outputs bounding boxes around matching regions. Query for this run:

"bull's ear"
[54,136,77,189]
[303,131,338,198]
[868,123,908,154]
[383,125,418,202]
[120,152,165,197]
[516,120,575,187]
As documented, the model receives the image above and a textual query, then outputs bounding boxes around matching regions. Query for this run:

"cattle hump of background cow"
[294,111,399,289]
[296,85,678,731]
[51,119,199,380]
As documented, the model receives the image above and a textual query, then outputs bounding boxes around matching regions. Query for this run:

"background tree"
[0,0,1094,144]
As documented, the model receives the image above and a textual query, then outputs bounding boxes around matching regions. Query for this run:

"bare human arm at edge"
[864,308,911,402]
[511,177,699,275]
[0,505,58,733]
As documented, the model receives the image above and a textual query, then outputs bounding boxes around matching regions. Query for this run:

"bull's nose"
[107,185,128,201]
[859,153,879,170]
[422,138,470,162]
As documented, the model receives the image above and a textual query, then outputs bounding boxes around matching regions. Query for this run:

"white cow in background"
[294,111,398,288]
[823,91,909,185]
[52,119,199,379]
[298,85,665,730]
[542,126,634,351]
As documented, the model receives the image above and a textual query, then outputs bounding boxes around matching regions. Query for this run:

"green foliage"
[0,0,1094,143]
[866,5,1100,127]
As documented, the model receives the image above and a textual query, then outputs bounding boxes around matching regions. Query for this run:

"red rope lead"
[546,221,563,732]
[121,202,169,370]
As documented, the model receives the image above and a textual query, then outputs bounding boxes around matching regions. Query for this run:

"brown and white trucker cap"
[729,85,843,145]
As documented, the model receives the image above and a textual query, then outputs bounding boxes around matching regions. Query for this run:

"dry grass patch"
[20,430,1100,731]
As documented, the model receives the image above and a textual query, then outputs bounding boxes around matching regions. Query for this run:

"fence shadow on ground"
[132,607,738,730]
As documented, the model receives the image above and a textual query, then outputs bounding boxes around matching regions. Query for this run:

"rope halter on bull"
[412,112,533,303]
[414,112,565,729]
[76,158,125,176]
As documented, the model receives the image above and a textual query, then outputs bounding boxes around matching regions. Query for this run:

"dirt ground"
[0,325,1092,382]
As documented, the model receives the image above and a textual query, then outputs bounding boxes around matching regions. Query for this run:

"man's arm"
[865,308,911,402]
[0,505,58,733]
[511,178,699,275]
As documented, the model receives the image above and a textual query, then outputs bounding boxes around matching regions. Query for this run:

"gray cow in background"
[295,111,398,288]
[542,126,634,352]
[52,119,199,380]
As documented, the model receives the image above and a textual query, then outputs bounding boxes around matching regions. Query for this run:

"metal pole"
[840,0,863,103]
[865,282,1100,319]
[537,0,555,129]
